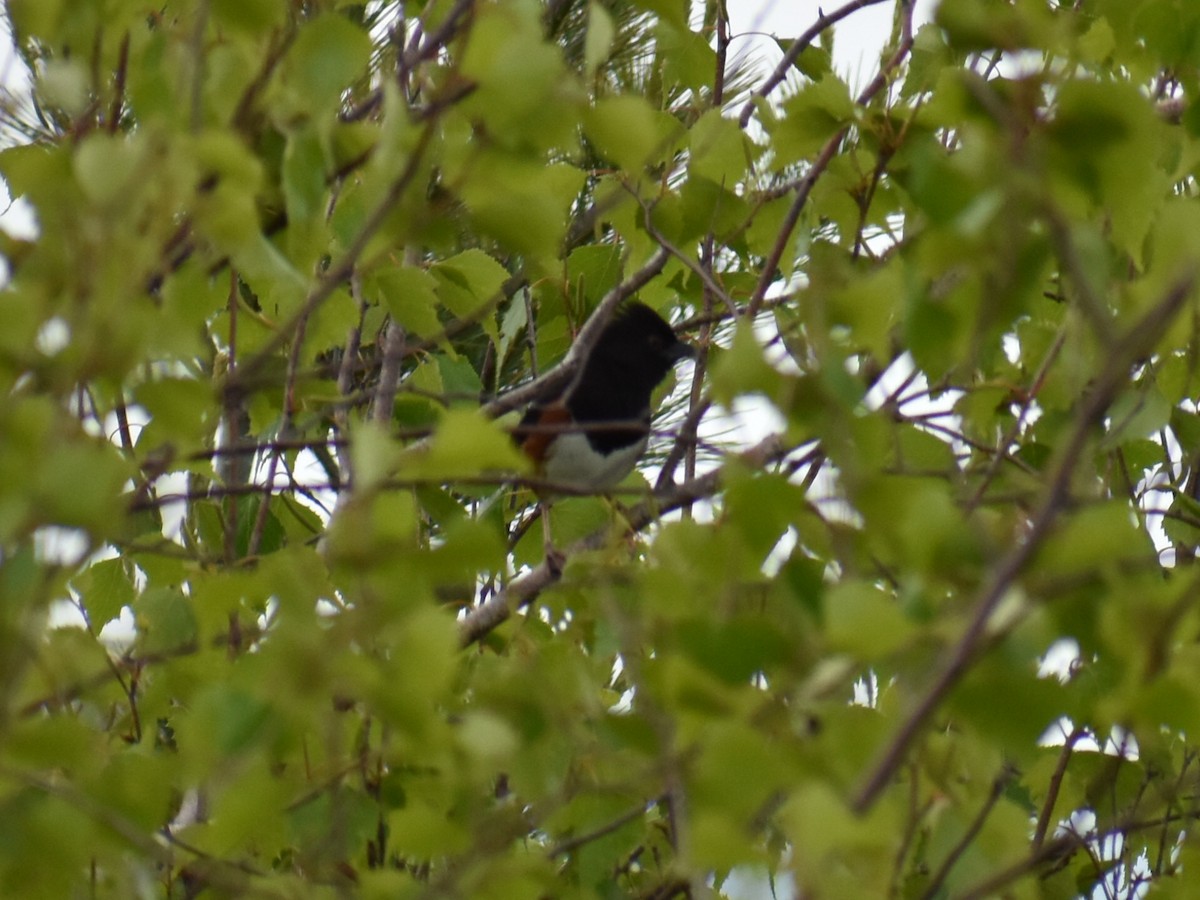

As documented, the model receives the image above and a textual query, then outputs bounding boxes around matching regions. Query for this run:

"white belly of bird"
[541,432,648,491]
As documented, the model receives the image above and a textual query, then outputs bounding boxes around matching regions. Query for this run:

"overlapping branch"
[459,432,786,646]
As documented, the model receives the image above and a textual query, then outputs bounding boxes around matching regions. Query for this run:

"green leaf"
[282,127,327,224]
[35,439,130,536]
[1171,407,1200,455]
[400,408,528,481]
[935,0,1051,52]
[369,606,459,732]
[658,21,720,91]
[902,24,952,98]
[855,472,980,576]
[133,585,198,654]
[349,420,403,493]
[290,790,379,859]
[436,353,485,402]
[830,260,901,360]
[235,495,285,557]
[191,132,267,252]
[7,0,65,37]
[0,790,96,900]
[950,659,1066,754]
[212,0,285,34]
[284,13,371,110]
[72,557,135,626]
[566,244,623,307]
[371,265,442,338]
[87,750,174,830]
[430,249,509,339]
[1048,79,1169,266]
[459,4,577,150]
[824,580,913,658]
[134,377,214,448]
[188,684,274,758]
[676,615,792,684]
[1078,16,1116,63]
[1102,388,1171,449]
[204,758,292,855]
[72,133,146,207]
[459,156,585,260]
[583,2,615,75]
[688,109,750,184]
[1032,501,1155,578]
[1163,493,1200,549]
[629,0,688,28]
[677,176,752,243]
[386,801,471,858]
[1131,0,1200,67]
[723,467,808,562]
[191,128,264,191]
[780,779,899,878]
[771,75,855,166]
[775,39,833,81]
[5,717,106,775]
[584,95,681,173]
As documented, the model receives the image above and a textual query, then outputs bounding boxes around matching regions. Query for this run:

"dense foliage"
[4,0,1200,896]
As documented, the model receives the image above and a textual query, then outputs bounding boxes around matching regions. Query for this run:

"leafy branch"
[853,273,1197,813]
[459,432,786,645]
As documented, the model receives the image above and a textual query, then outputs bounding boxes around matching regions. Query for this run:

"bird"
[514,302,696,492]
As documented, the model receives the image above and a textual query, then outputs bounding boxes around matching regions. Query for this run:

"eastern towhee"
[515,303,696,491]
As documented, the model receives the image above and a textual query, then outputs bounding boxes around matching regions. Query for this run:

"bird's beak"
[669,340,698,363]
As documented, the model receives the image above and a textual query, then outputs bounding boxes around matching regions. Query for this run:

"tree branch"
[955,833,1082,900]
[459,433,786,646]
[747,0,914,318]
[852,273,1196,814]
[921,766,1016,900]
[737,0,893,129]
[228,117,438,392]
[1032,724,1088,851]
[480,247,670,419]
[370,319,407,425]
[547,798,657,858]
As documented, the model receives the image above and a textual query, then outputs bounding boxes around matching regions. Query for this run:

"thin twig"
[641,201,739,317]
[656,397,713,491]
[955,834,1081,900]
[1045,206,1117,346]
[921,767,1016,899]
[333,276,369,481]
[248,287,313,556]
[737,0,893,128]
[547,799,655,858]
[713,2,729,107]
[370,319,407,425]
[964,322,1068,512]
[405,0,475,70]
[747,131,844,319]
[1032,724,1088,851]
[221,269,248,564]
[107,31,128,133]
